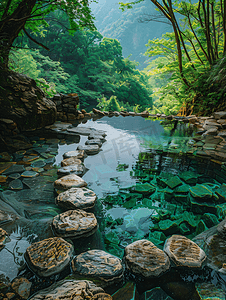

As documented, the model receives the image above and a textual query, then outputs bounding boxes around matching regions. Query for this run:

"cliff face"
[0,70,57,131]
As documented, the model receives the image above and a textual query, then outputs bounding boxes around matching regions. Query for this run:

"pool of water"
[0,115,225,298]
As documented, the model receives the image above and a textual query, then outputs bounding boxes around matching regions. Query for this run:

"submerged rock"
[56,187,97,210]
[123,239,170,278]
[52,209,98,239]
[72,250,123,288]
[29,280,111,300]
[2,164,25,176]
[0,228,7,250]
[54,174,87,190]
[164,235,207,269]
[11,277,32,299]
[25,237,74,277]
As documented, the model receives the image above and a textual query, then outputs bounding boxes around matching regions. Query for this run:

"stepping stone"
[57,164,87,177]
[63,150,85,160]
[67,127,96,136]
[56,187,97,210]
[31,160,46,168]
[61,157,82,167]
[189,184,213,200]
[72,250,123,288]
[24,237,74,277]
[52,209,98,239]
[9,179,23,190]
[21,171,39,178]
[124,239,170,278]
[88,134,106,142]
[54,174,87,190]
[164,235,207,268]
[29,280,111,300]
[8,173,20,180]
[0,228,8,250]
[2,164,25,176]
[85,139,102,147]
[77,145,100,155]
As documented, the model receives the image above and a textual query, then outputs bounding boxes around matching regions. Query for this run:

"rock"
[204,120,222,128]
[31,160,46,168]
[93,108,105,116]
[158,220,180,236]
[213,111,226,120]
[57,164,87,177]
[85,139,103,147]
[72,250,123,288]
[123,239,170,278]
[11,277,32,299]
[52,209,98,239]
[0,71,56,131]
[29,280,110,300]
[0,228,7,250]
[202,213,219,228]
[204,127,219,135]
[9,179,23,190]
[179,171,198,184]
[8,173,21,179]
[61,157,82,167]
[63,150,85,160]
[195,282,225,300]
[164,235,207,268]
[54,174,87,190]
[189,184,213,200]
[2,164,25,175]
[161,281,201,300]
[24,237,74,277]
[112,282,139,300]
[56,187,97,210]
[0,175,7,183]
[88,134,106,142]
[21,171,39,178]
[133,183,155,195]
[215,183,226,202]
[77,145,100,155]
[67,126,98,136]
[164,176,183,189]
[216,217,226,238]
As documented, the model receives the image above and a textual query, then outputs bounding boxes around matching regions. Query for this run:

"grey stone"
[63,150,85,160]
[77,145,100,155]
[54,174,87,190]
[57,164,87,177]
[9,179,23,190]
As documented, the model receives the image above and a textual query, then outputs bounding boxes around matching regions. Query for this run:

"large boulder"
[0,71,56,131]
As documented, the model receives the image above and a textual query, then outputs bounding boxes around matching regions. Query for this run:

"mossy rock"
[132,183,155,195]
[158,220,180,236]
[189,184,213,201]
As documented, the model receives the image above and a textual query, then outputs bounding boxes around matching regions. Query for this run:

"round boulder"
[54,174,87,190]
[61,157,82,167]
[56,187,97,210]
[24,237,74,277]
[72,250,123,288]
[164,235,207,268]
[52,210,98,239]
[29,279,112,300]
[123,239,170,278]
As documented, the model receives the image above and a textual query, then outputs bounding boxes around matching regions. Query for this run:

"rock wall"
[51,93,79,122]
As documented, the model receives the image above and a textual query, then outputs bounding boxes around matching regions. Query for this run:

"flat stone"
[77,145,100,155]
[29,279,110,300]
[0,175,7,183]
[202,213,219,228]
[164,235,207,268]
[85,139,102,147]
[158,220,180,236]
[165,176,183,189]
[61,157,82,167]
[56,187,97,210]
[21,171,39,178]
[179,171,198,184]
[25,237,74,277]
[8,173,20,180]
[217,217,226,238]
[54,174,87,190]
[52,209,98,239]
[88,134,106,142]
[23,155,39,163]
[191,198,217,214]
[72,250,123,287]
[45,157,55,164]
[133,183,155,195]
[2,164,25,176]
[57,164,87,177]
[67,127,99,136]
[123,239,170,278]
[213,111,226,119]
[195,282,225,300]
[0,209,16,226]
[112,282,139,300]
[31,160,46,168]
[9,179,23,190]
[63,150,85,160]
[189,184,213,200]
[174,184,190,194]
[215,184,226,202]
[0,228,8,250]
[11,277,32,299]
[205,127,219,135]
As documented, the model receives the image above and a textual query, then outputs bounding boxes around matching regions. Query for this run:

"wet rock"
[21,171,39,178]
[11,277,32,299]
[0,228,7,250]
[123,239,170,278]
[215,183,226,202]
[2,164,25,176]
[72,250,123,288]
[158,220,180,236]
[216,217,226,238]
[25,237,74,277]
[77,145,100,155]
[190,198,217,214]
[67,126,98,136]
[195,219,209,235]
[202,213,219,228]
[56,187,97,210]
[54,174,87,190]
[9,179,23,190]
[195,282,225,300]
[0,175,7,183]
[189,184,213,200]
[8,173,21,179]
[61,157,82,167]
[93,108,105,116]
[57,164,87,177]
[31,160,46,168]
[132,183,155,195]
[52,209,98,239]
[63,150,85,160]
[161,281,201,300]
[164,235,207,269]
[88,134,106,142]
[30,279,110,300]
[85,139,103,147]
[213,111,226,119]
[165,176,183,189]
[179,171,198,184]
